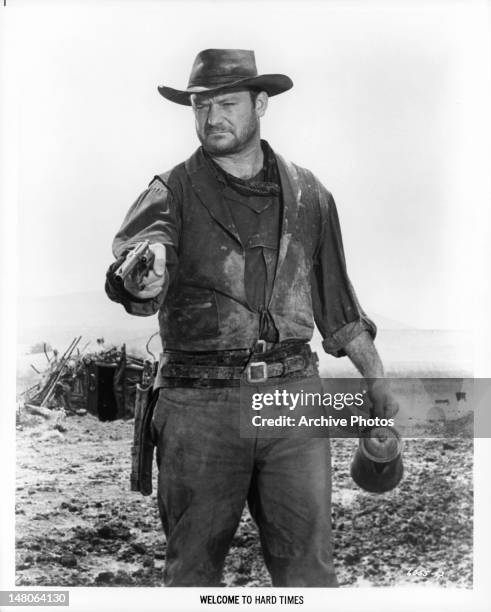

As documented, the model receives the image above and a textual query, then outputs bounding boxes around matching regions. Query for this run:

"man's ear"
[255,91,269,118]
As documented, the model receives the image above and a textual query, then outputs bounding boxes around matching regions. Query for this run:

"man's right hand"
[123,243,167,299]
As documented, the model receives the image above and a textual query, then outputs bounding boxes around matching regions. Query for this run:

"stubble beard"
[198,114,260,157]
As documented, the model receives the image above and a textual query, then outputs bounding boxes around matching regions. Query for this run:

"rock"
[17,562,32,570]
[59,554,78,568]
[344,552,361,565]
[96,523,131,540]
[131,542,148,555]
[117,549,133,562]
[95,571,114,584]
[60,502,78,512]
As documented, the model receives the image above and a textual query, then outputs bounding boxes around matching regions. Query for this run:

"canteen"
[350,426,404,493]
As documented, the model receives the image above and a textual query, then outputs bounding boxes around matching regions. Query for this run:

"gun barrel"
[114,241,151,283]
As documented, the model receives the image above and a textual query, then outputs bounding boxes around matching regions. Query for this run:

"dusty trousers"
[151,379,338,587]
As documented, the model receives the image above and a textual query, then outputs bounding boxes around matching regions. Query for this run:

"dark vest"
[159,148,325,352]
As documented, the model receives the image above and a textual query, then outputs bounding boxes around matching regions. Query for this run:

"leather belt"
[161,354,310,382]
[159,343,318,385]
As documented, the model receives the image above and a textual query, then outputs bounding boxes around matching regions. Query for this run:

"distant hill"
[18,291,158,353]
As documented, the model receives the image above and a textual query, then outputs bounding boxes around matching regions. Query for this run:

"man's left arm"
[310,179,398,419]
[343,331,399,419]
[311,184,377,358]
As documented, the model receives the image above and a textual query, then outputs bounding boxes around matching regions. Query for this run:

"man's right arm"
[105,175,181,316]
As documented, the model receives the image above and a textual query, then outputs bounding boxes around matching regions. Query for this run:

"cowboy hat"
[158,49,293,106]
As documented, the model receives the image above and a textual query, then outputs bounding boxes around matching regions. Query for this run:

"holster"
[130,383,158,496]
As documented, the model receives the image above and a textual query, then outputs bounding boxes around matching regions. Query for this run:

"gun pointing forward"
[114,241,155,286]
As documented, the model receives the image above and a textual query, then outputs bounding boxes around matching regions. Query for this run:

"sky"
[3,0,491,330]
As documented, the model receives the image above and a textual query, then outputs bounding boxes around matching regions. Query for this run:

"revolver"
[114,241,155,288]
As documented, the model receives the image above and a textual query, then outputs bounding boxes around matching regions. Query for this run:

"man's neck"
[210,139,264,180]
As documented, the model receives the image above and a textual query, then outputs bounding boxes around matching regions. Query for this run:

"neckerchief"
[203,139,281,198]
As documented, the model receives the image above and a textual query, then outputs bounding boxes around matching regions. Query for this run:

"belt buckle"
[246,361,268,384]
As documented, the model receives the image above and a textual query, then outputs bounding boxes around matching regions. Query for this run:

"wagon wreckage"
[21,335,157,421]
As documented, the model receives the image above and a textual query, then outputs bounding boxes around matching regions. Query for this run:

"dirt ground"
[15,411,473,588]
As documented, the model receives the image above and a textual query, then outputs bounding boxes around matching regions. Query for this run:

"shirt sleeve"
[311,186,377,357]
[105,175,181,316]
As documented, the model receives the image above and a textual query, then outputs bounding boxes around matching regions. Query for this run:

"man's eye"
[223,102,235,107]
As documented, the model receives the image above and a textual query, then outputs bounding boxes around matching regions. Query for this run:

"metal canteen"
[350,426,404,493]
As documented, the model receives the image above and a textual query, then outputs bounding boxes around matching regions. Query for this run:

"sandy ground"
[14,409,473,588]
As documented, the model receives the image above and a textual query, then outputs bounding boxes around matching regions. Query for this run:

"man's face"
[191,89,267,156]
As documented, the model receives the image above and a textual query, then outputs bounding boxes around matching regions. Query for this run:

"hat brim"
[157,74,293,106]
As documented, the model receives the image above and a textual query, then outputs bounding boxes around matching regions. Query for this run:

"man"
[106,49,398,587]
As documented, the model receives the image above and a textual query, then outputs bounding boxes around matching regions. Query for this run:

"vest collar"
[185,148,242,245]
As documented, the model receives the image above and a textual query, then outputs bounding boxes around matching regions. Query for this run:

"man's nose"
[206,103,224,127]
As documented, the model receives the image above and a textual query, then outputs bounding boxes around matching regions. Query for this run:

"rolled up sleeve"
[312,188,376,358]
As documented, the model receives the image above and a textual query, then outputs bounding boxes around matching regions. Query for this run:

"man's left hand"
[367,379,399,419]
